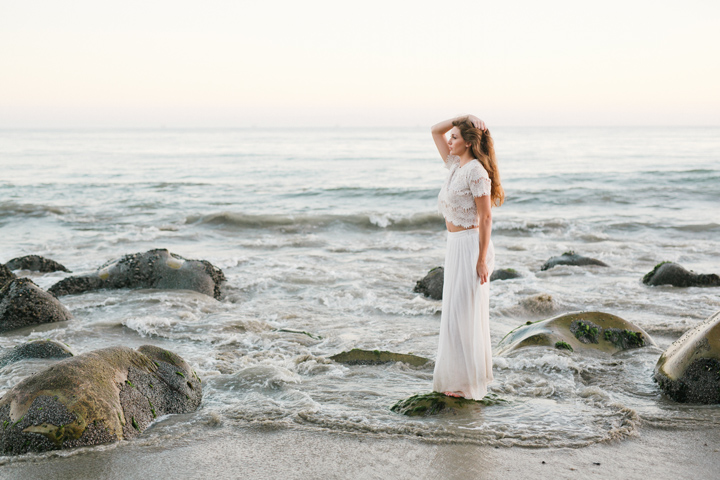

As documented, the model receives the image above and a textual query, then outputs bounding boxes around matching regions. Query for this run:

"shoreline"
[2,422,718,480]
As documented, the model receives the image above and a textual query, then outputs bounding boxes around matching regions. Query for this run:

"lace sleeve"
[444,154,460,170]
[467,163,492,198]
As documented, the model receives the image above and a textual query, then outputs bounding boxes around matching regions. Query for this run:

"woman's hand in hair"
[467,115,486,131]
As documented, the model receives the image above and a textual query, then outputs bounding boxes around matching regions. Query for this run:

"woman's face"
[447,127,468,156]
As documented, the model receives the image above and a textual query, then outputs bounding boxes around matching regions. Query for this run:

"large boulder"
[0,279,72,333]
[413,267,443,300]
[0,345,202,455]
[48,249,226,300]
[541,251,608,271]
[5,255,71,273]
[654,311,720,403]
[496,311,655,356]
[330,349,430,367]
[391,392,505,416]
[0,340,74,368]
[0,264,16,288]
[643,262,720,288]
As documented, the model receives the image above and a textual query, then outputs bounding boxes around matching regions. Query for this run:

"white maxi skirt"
[433,228,495,400]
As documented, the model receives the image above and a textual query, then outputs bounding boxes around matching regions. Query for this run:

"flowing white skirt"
[432,228,495,400]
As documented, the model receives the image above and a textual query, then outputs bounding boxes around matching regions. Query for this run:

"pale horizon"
[1,0,718,128]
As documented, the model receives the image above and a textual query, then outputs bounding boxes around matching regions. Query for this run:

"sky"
[1,0,718,127]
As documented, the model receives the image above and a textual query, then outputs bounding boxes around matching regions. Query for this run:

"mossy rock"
[541,251,608,271]
[5,255,71,273]
[390,392,505,416]
[0,278,72,333]
[497,311,655,356]
[413,266,444,300]
[0,345,202,455]
[329,349,430,367]
[0,340,74,368]
[490,268,522,282]
[654,310,720,403]
[643,262,720,288]
[48,249,226,299]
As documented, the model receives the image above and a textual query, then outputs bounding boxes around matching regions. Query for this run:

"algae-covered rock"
[0,340,74,368]
[5,255,71,273]
[330,349,430,367]
[0,345,202,455]
[48,249,226,299]
[496,311,654,356]
[490,268,522,282]
[0,264,16,288]
[413,267,443,300]
[0,278,72,333]
[643,262,720,288]
[390,392,504,416]
[654,310,720,404]
[541,251,608,271]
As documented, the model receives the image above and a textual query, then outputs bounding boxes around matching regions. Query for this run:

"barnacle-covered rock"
[5,255,71,273]
[0,278,72,333]
[654,310,720,403]
[48,249,225,299]
[0,340,74,368]
[0,345,202,455]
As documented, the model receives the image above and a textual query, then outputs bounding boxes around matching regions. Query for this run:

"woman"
[431,114,505,400]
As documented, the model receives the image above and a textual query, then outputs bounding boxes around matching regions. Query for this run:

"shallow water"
[1,127,719,461]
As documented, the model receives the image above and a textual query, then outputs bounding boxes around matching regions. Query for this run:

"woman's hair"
[452,117,505,207]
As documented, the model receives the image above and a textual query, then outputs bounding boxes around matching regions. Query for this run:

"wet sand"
[3,423,718,480]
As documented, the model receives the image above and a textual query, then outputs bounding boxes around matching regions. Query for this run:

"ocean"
[1,126,719,457]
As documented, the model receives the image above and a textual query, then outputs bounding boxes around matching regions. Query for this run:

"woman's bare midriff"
[445,220,478,232]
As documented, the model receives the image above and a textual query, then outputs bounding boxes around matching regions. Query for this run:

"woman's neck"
[458,152,475,166]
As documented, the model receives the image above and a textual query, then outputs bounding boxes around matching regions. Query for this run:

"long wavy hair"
[452,117,505,207]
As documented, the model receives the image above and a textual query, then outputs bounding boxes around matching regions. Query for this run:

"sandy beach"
[2,422,718,480]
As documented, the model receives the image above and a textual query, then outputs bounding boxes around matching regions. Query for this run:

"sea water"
[0,127,719,457]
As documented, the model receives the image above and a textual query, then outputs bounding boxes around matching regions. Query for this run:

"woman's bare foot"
[443,391,463,398]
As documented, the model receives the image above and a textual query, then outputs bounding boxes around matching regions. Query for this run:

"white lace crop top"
[438,155,492,228]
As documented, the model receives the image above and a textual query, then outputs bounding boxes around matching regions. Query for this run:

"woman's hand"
[476,260,489,284]
[467,115,487,131]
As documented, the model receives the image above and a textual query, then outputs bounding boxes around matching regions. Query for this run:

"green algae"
[555,341,573,352]
[391,392,506,417]
[131,417,139,431]
[571,320,600,344]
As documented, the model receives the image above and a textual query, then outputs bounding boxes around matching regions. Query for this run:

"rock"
[390,392,505,416]
[490,268,522,281]
[519,294,558,316]
[654,310,720,404]
[0,264,16,288]
[330,349,430,367]
[541,251,608,271]
[5,255,71,273]
[643,262,720,288]
[0,279,72,334]
[413,267,443,300]
[0,345,202,455]
[496,311,655,356]
[48,249,226,299]
[0,340,74,368]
